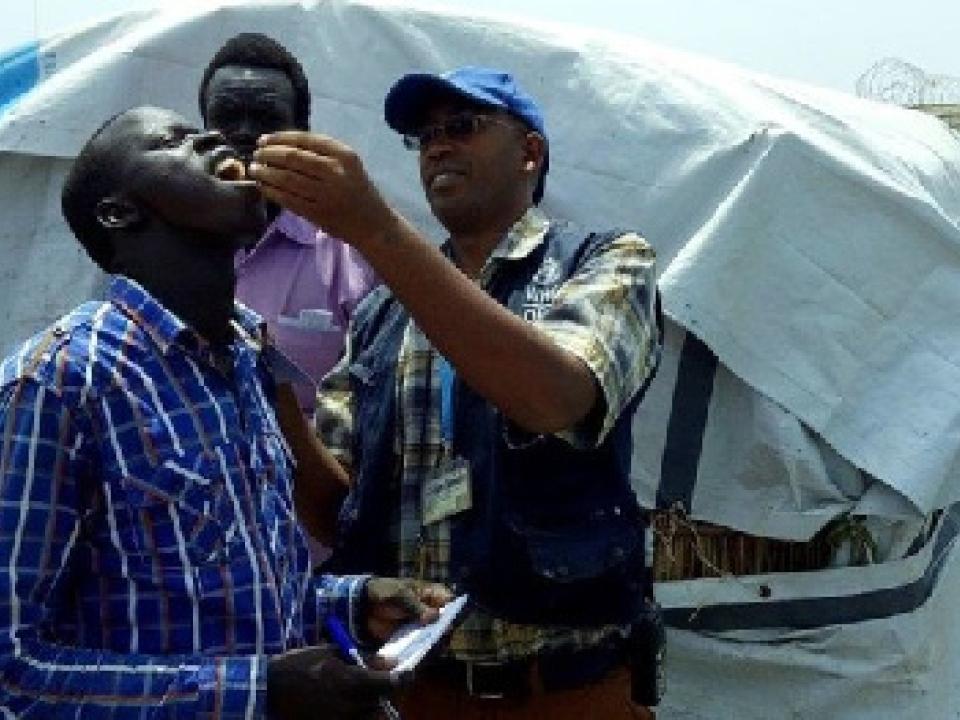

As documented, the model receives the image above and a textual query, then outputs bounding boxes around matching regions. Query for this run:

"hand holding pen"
[266,578,451,719]
[326,616,403,720]
[266,641,396,720]
[322,578,452,719]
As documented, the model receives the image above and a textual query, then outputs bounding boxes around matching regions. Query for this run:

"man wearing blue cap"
[251,66,661,718]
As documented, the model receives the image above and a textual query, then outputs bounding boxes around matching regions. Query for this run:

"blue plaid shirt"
[0,276,365,719]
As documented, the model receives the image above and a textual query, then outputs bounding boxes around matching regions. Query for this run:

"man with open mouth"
[0,106,448,719]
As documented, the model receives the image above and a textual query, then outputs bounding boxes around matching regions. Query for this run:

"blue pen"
[325,616,402,720]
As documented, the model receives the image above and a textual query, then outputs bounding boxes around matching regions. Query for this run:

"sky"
[2,0,959,96]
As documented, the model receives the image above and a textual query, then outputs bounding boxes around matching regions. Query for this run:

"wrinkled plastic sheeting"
[632,319,926,544]
[2,3,960,716]
[2,2,960,523]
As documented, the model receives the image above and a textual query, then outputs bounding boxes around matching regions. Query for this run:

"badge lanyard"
[438,355,455,446]
[419,355,473,546]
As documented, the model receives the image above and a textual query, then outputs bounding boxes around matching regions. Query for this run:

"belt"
[422,642,627,700]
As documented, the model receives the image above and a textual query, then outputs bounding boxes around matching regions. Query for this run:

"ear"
[95,196,143,231]
[521,131,547,175]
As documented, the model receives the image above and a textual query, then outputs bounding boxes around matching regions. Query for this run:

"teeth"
[214,158,246,182]
[431,171,460,189]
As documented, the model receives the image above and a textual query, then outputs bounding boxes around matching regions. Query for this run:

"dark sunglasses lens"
[445,115,478,139]
[406,115,482,150]
[419,124,446,148]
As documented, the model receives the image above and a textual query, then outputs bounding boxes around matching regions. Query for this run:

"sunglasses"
[402,113,519,151]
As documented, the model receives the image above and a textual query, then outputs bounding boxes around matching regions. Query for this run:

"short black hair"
[61,110,130,271]
[199,33,310,130]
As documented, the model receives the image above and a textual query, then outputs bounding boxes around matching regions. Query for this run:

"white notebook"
[377,594,469,674]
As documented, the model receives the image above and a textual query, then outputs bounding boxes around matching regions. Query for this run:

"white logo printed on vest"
[522,257,561,321]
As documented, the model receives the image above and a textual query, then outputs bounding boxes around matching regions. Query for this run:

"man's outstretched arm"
[251,133,599,434]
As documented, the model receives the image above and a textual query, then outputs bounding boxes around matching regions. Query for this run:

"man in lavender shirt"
[200,33,377,414]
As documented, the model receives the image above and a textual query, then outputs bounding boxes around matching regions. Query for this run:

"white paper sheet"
[376,594,469,674]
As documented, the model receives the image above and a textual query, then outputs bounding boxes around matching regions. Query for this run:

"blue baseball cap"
[384,66,549,202]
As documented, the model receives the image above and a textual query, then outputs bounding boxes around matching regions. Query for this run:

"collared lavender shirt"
[236,210,377,413]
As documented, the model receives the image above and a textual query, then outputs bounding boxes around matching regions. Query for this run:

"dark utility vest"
[331,222,657,626]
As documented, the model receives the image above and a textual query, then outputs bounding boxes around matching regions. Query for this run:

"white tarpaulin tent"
[2,1,959,717]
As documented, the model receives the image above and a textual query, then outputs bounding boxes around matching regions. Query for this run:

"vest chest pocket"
[513,510,643,583]
[118,448,240,567]
[486,508,647,625]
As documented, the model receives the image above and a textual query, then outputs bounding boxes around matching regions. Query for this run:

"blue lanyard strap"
[438,356,455,444]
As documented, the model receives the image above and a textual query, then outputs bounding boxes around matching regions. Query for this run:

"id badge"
[421,457,473,526]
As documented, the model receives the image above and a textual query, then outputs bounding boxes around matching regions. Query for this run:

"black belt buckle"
[466,661,504,699]
[464,660,529,700]
[456,644,624,699]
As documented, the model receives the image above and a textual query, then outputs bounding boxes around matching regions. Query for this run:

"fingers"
[249,142,341,219]
[254,183,319,223]
[257,130,355,161]
[249,134,383,246]
[249,158,318,198]
[371,578,430,620]
[365,652,396,672]
[401,580,453,621]
[417,582,454,609]
[268,646,397,720]
[341,662,396,697]
[368,578,452,623]
[252,144,342,181]
[393,585,433,621]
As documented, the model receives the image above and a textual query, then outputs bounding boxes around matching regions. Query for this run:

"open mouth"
[425,162,468,191]
[213,157,248,182]
[208,145,257,188]
[428,170,465,192]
